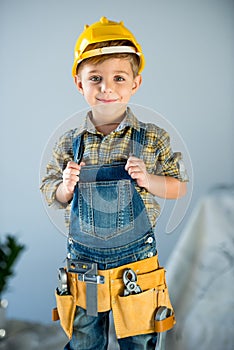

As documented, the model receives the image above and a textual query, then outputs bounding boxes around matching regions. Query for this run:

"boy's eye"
[90,76,102,82]
[114,76,125,82]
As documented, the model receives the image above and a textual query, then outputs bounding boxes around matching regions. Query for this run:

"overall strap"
[72,133,84,164]
[130,122,147,159]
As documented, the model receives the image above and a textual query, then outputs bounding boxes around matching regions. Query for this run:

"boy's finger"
[63,168,80,179]
[67,161,80,169]
[128,155,140,162]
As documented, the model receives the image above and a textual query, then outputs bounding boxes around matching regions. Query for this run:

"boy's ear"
[131,75,142,95]
[74,75,84,95]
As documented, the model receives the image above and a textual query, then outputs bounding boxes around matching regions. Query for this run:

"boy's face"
[74,58,142,122]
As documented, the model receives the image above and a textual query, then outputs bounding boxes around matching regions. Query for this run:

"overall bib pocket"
[70,163,152,248]
[78,179,134,239]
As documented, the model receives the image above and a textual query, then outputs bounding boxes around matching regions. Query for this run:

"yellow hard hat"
[72,16,145,77]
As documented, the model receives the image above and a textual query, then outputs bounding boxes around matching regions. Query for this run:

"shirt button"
[147,252,154,258]
[146,237,154,244]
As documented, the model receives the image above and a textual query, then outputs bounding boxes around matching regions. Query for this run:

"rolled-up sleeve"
[40,130,75,208]
[155,129,189,182]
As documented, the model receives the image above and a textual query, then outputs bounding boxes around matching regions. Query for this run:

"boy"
[41,17,188,350]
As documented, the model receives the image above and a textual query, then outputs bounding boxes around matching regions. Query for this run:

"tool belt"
[52,255,176,339]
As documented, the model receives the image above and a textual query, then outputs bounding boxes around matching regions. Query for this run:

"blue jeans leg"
[118,333,158,350]
[64,306,157,350]
[64,306,109,350]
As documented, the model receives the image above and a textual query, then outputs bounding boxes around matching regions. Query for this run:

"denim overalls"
[63,127,167,349]
[67,127,157,270]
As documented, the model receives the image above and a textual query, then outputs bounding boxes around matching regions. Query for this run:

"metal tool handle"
[155,306,172,350]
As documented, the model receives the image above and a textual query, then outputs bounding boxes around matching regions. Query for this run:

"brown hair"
[76,40,140,77]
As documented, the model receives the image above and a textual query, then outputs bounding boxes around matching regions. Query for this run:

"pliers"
[123,268,142,296]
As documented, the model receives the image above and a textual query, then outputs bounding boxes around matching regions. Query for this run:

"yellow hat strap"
[76,45,140,64]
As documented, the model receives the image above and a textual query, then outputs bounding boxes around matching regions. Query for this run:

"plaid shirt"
[40,107,187,229]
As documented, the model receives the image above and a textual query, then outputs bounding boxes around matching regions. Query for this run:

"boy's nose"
[101,80,113,93]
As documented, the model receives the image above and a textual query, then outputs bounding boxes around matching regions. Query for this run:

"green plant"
[0,235,25,298]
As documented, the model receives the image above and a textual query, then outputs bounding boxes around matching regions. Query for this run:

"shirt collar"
[119,107,141,132]
[77,106,141,135]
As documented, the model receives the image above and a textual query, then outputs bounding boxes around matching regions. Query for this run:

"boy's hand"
[62,161,85,194]
[125,156,149,190]
[56,161,85,203]
[125,156,187,199]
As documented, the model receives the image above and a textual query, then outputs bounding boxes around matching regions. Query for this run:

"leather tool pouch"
[52,256,175,339]
[52,271,77,339]
[111,266,176,339]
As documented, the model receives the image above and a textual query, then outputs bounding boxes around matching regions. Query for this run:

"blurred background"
[0,0,233,348]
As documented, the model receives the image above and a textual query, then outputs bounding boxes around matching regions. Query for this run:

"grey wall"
[1,0,233,323]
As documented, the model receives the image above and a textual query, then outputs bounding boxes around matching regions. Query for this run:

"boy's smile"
[74,58,142,127]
